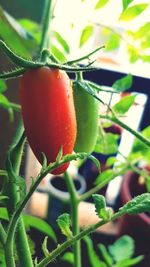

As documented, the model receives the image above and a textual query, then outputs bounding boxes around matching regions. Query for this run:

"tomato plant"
[19,67,77,174]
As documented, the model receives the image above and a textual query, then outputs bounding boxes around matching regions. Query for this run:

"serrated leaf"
[108,235,135,262]
[113,94,136,115]
[61,252,74,265]
[94,132,119,155]
[112,74,133,92]
[119,193,150,215]
[95,0,109,9]
[93,194,106,216]
[0,79,7,93]
[57,213,73,238]
[79,25,94,47]
[83,236,107,267]
[23,214,57,243]
[105,34,120,51]
[120,4,149,21]
[53,31,70,54]
[122,0,134,11]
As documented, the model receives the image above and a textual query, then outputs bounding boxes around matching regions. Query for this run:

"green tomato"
[73,81,99,153]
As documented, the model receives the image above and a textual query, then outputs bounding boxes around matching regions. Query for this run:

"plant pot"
[118,171,150,267]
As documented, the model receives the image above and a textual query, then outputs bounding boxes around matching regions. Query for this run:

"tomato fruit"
[73,81,99,153]
[19,67,76,174]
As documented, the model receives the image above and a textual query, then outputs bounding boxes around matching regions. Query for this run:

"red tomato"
[19,67,76,174]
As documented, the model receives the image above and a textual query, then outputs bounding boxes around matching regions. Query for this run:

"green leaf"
[57,213,73,238]
[131,126,150,164]
[50,44,67,62]
[122,0,134,11]
[112,74,133,92]
[0,207,9,220]
[119,193,150,215]
[105,33,120,51]
[79,25,94,47]
[97,244,113,266]
[120,4,149,21]
[94,132,119,155]
[95,169,114,185]
[113,94,136,115]
[0,79,7,93]
[23,214,57,243]
[95,0,109,9]
[127,45,140,63]
[18,18,41,44]
[114,255,144,266]
[83,236,107,267]
[53,31,70,54]
[93,194,113,220]
[61,252,74,265]
[108,235,135,262]
[0,6,35,57]
[134,22,150,39]
[106,157,118,167]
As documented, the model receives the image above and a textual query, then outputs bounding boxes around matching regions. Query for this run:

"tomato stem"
[64,172,81,267]
[39,0,53,58]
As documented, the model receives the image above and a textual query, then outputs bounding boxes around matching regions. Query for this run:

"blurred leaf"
[127,45,140,63]
[119,193,150,215]
[23,214,57,243]
[122,0,134,11]
[98,244,113,266]
[83,236,107,267]
[112,74,133,92]
[0,93,14,121]
[95,169,114,185]
[94,132,119,155]
[79,25,94,47]
[108,235,135,262]
[106,156,118,167]
[53,31,70,54]
[50,44,67,62]
[0,6,36,57]
[131,126,150,163]
[0,207,9,220]
[105,33,120,51]
[141,55,150,62]
[115,255,144,266]
[95,0,109,9]
[0,244,6,267]
[0,79,7,93]
[119,4,149,21]
[18,19,41,44]
[113,94,136,115]
[134,22,150,39]
[61,252,74,265]
[57,213,73,238]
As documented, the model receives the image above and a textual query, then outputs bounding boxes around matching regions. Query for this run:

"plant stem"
[36,210,124,267]
[64,172,81,267]
[4,120,33,267]
[79,165,128,202]
[39,0,53,55]
[5,152,90,259]
[100,114,150,148]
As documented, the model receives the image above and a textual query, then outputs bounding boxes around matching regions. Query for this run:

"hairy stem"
[64,172,81,267]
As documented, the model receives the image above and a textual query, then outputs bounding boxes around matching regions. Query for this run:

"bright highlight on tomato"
[73,82,99,153]
[19,67,77,174]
